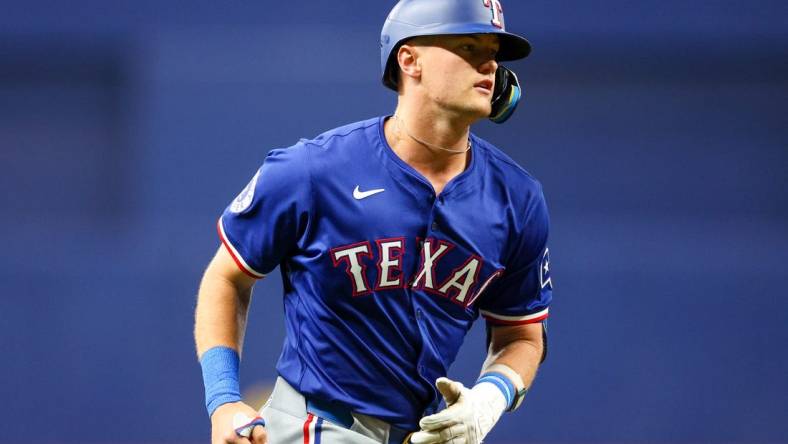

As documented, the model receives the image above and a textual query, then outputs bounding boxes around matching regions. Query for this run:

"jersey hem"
[480,307,549,325]
[217,217,266,279]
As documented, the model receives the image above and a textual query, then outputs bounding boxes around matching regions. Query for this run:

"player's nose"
[479,57,498,75]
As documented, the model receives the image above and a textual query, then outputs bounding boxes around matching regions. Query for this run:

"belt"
[306,398,413,444]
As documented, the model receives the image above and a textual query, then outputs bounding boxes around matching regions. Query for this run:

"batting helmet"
[380,0,532,90]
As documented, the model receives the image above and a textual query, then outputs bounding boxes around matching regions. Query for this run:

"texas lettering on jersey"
[330,237,503,308]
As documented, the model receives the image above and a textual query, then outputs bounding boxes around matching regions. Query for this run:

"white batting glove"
[410,377,508,444]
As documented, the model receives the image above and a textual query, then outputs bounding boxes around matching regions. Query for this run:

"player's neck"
[384,108,473,194]
[388,103,472,154]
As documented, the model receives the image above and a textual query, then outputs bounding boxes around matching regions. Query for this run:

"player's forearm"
[481,323,544,391]
[481,336,542,390]
[194,270,253,358]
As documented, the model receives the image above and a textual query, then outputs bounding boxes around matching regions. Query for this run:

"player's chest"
[309,178,511,307]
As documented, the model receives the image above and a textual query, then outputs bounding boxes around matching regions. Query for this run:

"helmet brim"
[496,32,532,61]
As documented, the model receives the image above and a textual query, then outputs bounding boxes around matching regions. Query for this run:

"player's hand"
[410,377,507,444]
[210,401,267,444]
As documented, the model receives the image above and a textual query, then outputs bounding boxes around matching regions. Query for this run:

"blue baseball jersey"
[218,116,552,430]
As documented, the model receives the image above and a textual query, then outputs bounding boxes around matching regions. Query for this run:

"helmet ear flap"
[489,65,522,124]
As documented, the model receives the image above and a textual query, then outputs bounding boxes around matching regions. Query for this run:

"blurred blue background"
[1,0,786,442]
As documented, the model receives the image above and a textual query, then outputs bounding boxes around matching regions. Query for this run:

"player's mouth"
[474,79,493,95]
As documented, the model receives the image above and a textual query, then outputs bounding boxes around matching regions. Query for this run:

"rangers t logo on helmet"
[483,0,505,29]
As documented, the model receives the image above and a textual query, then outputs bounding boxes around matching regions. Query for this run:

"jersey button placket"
[428,194,441,233]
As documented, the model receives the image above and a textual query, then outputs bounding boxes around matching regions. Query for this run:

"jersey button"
[416,309,423,319]
[431,221,439,231]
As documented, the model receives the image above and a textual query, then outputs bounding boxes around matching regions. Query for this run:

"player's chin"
[469,91,492,114]
[445,95,490,120]
[463,98,492,119]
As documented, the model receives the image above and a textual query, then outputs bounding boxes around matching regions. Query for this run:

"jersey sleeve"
[478,183,552,325]
[217,144,311,278]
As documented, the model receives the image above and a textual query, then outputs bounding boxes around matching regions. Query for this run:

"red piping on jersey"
[216,218,262,279]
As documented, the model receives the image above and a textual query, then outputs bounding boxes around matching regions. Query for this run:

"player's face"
[417,34,500,119]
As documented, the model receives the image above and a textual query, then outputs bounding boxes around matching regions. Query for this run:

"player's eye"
[461,44,476,52]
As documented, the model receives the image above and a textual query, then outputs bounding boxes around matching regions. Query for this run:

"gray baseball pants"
[259,377,413,444]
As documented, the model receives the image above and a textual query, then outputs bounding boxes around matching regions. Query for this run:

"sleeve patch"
[229,170,260,214]
[539,247,552,290]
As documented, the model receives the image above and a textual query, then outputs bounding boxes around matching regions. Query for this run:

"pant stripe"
[315,417,323,444]
[303,413,314,444]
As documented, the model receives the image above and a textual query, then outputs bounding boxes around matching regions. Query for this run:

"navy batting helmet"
[380,0,532,90]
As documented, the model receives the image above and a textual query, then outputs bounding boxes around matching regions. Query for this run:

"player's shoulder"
[296,117,380,150]
[263,117,378,166]
[472,134,545,195]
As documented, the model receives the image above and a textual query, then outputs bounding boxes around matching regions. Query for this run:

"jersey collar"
[376,115,482,200]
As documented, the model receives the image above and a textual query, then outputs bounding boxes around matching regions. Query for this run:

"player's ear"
[397,44,422,82]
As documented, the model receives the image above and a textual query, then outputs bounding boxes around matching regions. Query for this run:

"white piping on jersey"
[480,307,549,322]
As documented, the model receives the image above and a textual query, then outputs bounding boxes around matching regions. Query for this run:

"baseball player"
[194,0,552,443]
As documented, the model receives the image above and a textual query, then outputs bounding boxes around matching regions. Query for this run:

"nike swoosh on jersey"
[353,186,385,200]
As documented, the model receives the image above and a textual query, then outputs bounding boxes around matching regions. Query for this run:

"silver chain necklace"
[393,114,471,154]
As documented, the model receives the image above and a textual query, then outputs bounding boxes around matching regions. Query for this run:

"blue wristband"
[200,346,242,416]
[475,372,516,409]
